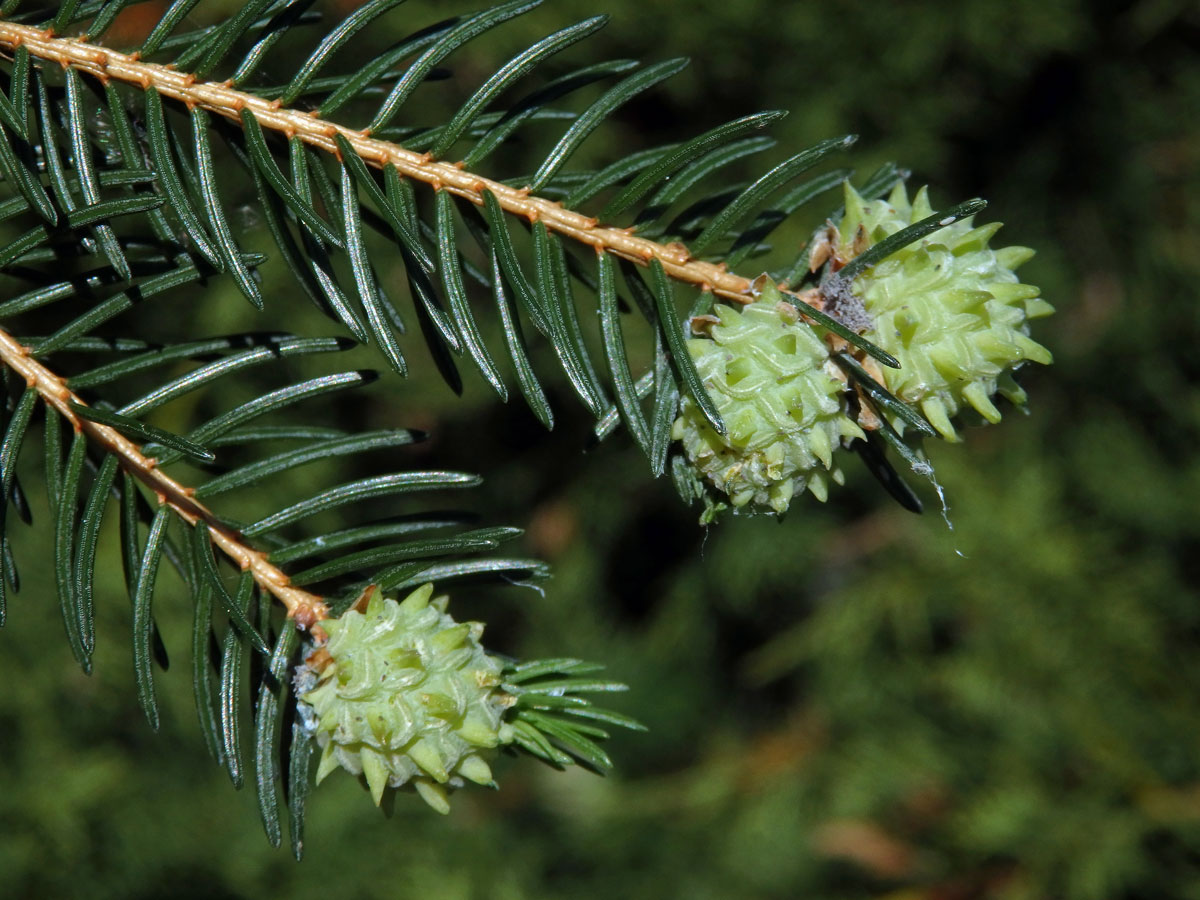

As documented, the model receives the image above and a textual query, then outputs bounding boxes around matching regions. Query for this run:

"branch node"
[665,241,691,263]
[305,644,332,670]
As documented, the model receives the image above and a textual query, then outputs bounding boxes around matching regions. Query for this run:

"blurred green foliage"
[2,0,1199,897]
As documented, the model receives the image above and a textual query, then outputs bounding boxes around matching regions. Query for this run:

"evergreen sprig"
[0,0,1050,857]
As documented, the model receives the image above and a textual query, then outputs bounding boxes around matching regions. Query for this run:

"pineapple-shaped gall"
[297,584,514,813]
[828,182,1053,440]
[672,280,864,518]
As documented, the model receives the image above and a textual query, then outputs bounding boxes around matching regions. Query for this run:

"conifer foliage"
[0,0,1050,856]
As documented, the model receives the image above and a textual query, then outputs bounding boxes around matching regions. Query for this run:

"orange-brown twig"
[0,326,330,630]
[0,20,762,303]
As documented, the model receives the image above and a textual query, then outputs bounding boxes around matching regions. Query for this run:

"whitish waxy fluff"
[834,182,1054,440]
[672,280,864,519]
[297,584,514,814]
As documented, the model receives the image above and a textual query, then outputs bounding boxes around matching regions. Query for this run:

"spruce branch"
[0,322,331,629]
[0,0,1053,841]
[0,19,770,304]
[0,6,922,468]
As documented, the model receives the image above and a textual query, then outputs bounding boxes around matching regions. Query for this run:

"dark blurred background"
[1,0,1199,897]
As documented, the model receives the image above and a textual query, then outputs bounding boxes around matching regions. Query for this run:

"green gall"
[296,584,514,813]
[671,280,864,520]
[832,182,1054,440]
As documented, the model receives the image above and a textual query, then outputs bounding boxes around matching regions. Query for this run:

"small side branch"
[0,21,758,303]
[0,326,330,630]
